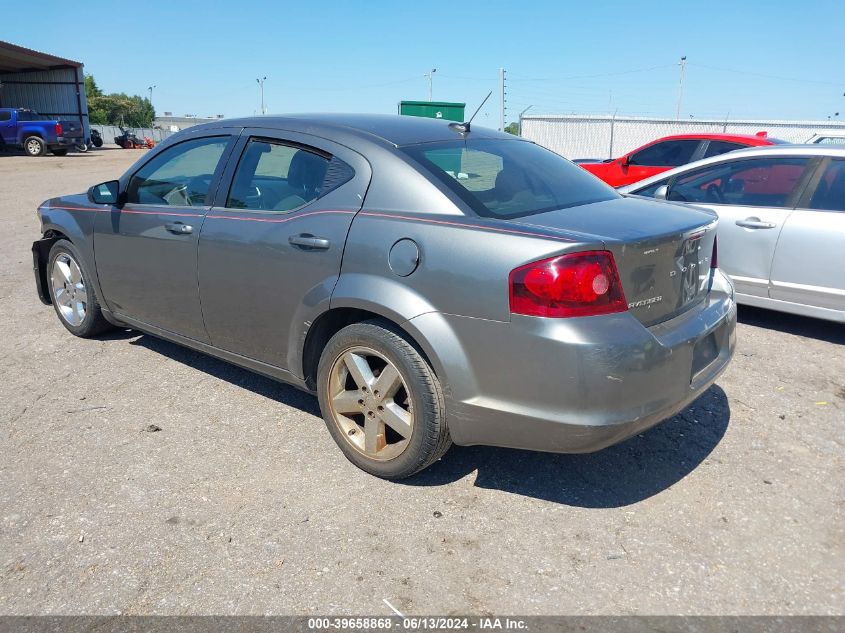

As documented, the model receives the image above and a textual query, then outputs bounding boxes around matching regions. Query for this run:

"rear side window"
[127,136,229,206]
[226,139,349,213]
[668,157,809,208]
[809,159,845,211]
[15,110,48,121]
[402,138,616,219]
[629,140,699,167]
[703,140,746,159]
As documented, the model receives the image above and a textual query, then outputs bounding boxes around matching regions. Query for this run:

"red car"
[578,133,785,187]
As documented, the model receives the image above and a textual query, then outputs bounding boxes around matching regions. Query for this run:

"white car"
[620,145,845,323]
[806,132,845,145]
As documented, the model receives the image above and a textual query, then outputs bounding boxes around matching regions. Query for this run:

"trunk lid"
[512,196,719,326]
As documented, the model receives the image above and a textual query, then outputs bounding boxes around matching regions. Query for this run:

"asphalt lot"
[0,149,842,616]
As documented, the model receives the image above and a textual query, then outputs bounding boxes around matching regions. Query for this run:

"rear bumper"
[411,269,736,453]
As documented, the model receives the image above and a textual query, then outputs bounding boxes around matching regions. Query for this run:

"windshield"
[401,138,617,219]
[16,110,50,121]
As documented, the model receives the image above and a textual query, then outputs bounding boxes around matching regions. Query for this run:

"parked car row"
[576,132,784,187]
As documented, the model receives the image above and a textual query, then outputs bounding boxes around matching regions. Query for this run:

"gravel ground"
[0,150,842,615]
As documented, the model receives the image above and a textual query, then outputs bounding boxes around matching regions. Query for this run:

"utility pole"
[424,68,436,101]
[148,85,156,106]
[499,67,507,132]
[676,56,687,120]
[256,76,267,115]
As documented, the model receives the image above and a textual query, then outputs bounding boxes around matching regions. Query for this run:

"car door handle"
[165,222,193,234]
[289,234,331,250]
[735,218,776,229]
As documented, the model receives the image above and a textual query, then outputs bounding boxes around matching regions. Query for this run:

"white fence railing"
[521,114,845,160]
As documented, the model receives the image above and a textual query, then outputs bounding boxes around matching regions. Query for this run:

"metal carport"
[0,41,89,144]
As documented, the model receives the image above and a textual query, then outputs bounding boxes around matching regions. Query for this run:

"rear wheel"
[317,321,450,479]
[47,240,114,338]
[24,136,46,157]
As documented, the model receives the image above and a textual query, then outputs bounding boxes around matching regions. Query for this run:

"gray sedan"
[32,114,735,479]
[621,145,845,323]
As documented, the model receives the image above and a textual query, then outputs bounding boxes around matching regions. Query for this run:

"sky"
[4,0,844,125]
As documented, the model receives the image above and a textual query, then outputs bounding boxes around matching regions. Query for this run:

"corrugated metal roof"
[0,41,82,74]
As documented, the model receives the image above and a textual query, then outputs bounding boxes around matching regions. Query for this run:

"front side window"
[226,140,342,212]
[402,139,616,219]
[667,157,809,208]
[0,111,11,122]
[127,136,229,206]
[628,140,699,167]
[809,159,845,211]
[703,140,746,159]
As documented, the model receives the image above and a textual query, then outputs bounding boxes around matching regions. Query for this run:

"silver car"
[33,115,735,479]
[620,145,845,323]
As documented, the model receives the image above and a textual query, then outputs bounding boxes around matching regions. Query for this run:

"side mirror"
[654,184,669,200]
[88,180,120,205]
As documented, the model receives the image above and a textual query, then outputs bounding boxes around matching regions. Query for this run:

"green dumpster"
[398,101,466,123]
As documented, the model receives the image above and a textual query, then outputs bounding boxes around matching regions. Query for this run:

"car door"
[664,155,812,298]
[0,110,14,144]
[197,129,371,370]
[94,132,238,341]
[620,139,702,186]
[769,157,845,312]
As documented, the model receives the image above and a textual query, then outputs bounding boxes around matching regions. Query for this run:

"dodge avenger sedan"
[32,114,736,479]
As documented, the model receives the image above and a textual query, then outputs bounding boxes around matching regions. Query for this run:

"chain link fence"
[90,124,176,146]
[521,114,845,160]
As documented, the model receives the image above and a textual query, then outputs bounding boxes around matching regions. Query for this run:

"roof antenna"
[449,91,492,135]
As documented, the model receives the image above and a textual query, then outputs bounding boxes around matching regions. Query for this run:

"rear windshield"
[16,110,50,121]
[401,138,617,219]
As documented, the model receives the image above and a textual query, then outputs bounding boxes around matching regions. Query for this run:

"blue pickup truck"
[0,108,84,156]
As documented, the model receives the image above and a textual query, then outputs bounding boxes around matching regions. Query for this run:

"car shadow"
[738,305,844,345]
[123,332,728,508]
[404,385,730,508]
[128,333,321,416]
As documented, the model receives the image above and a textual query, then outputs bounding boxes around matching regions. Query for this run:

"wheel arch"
[300,306,441,392]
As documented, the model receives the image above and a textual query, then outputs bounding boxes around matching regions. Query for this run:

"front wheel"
[74,143,87,153]
[47,240,114,338]
[317,320,451,479]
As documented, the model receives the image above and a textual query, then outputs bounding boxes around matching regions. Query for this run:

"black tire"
[52,148,69,156]
[47,239,114,338]
[24,136,46,157]
[317,320,451,479]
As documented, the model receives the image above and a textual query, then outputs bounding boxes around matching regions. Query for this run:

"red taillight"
[55,122,63,136]
[711,236,718,269]
[509,250,628,318]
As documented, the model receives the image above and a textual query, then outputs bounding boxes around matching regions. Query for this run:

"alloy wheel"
[51,253,87,326]
[327,346,414,461]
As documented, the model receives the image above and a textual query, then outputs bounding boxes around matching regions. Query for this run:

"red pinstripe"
[43,206,574,241]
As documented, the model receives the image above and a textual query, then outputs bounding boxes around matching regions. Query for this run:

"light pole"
[148,85,156,106]
[256,76,267,115]
[424,68,436,101]
[518,105,533,136]
[676,56,687,120]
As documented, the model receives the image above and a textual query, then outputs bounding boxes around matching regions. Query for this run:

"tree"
[504,122,520,136]
[84,74,155,127]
